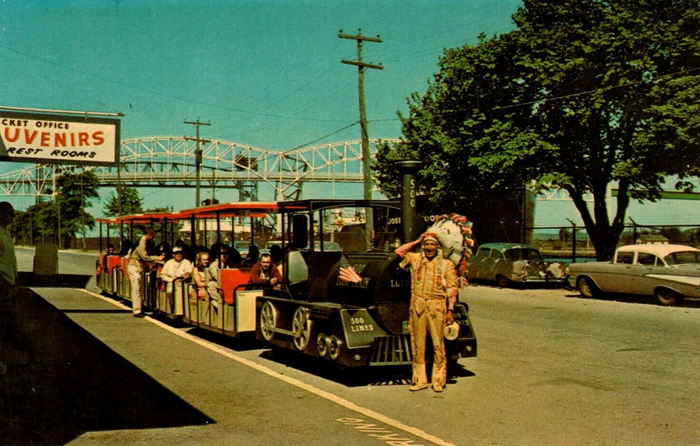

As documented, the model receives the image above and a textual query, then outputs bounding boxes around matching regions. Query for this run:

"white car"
[567,244,700,305]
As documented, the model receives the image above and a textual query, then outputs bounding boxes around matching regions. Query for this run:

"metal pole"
[184,118,211,207]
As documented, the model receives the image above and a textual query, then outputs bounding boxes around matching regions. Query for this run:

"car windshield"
[504,248,543,262]
[664,250,700,265]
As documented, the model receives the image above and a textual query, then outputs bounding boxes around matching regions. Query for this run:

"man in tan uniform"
[395,232,457,392]
[128,229,163,317]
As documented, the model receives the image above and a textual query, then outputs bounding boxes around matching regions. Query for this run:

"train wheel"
[317,333,328,358]
[292,306,311,351]
[259,301,277,342]
[328,335,342,361]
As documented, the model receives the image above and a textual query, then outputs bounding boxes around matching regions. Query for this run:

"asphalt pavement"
[3,248,700,445]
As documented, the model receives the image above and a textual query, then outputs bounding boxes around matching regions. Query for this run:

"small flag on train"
[339,265,363,283]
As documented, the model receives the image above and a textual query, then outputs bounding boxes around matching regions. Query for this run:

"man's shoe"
[133,313,145,318]
[432,384,444,393]
[409,383,429,392]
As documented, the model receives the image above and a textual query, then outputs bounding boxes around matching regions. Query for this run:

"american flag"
[339,265,363,283]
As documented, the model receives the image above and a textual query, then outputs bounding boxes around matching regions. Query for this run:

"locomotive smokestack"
[397,160,421,243]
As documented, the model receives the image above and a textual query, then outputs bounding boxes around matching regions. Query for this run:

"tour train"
[96,172,477,369]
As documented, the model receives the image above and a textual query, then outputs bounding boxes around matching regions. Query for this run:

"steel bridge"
[0,136,400,201]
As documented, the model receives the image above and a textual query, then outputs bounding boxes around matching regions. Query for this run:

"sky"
[0,0,520,149]
[0,0,521,214]
[0,0,696,229]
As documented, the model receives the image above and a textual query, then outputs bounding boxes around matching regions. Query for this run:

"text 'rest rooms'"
[1,117,114,162]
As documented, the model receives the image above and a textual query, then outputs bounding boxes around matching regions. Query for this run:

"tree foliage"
[15,169,100,247]
[104,184,143,217]
[374,0,699,259]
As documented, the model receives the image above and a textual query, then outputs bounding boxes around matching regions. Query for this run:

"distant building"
[636,234,669,244]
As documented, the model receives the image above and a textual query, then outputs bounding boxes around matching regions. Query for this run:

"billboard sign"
[0,110,120,166]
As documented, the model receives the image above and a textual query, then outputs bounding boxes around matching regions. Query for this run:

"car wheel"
[577,277,599,299]
[654,288,679,306]
[496,275,510,288]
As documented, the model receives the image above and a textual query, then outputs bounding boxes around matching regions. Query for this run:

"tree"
[374,0,699,259]
[105,184,143,217]
[17,169,100,247]
[54,169,100,247]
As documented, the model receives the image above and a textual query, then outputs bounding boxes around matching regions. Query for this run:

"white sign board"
[0,111,120,166]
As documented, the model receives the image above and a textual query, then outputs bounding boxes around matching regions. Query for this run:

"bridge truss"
[0,137,400,201]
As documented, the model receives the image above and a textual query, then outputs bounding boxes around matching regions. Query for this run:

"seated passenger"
[96,243,115,276]
[244,245,260,266]
[192,251,222,308]
[160,246,193,294]
[249,253,282,288]
[269,244,283,269]
[209,244,237,280]
[229,247,244,267]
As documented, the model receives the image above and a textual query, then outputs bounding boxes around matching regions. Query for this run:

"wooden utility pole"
[184,118,211,207]
[339,29,383,246]
[339,29,383,202]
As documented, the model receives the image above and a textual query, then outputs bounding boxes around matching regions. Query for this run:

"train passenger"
[157,241,172,261]
[228,247,243,267]
[0,201,17,289]
[128,229,165,318]
[96,244,115,276]
[172,240,191,260]
[192,251,222,308]
[249,253,282,289]
[395,232,458,393]
[269,244,283,271]
[244,245,260,266]
[208,244,238,280]
[160,246,193,294]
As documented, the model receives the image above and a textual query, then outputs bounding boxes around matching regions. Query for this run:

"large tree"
[375,0,699,259]
[104,184,143,217]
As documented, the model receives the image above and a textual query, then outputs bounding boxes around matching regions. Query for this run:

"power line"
[493,67,700,112]
[287,122,359,151]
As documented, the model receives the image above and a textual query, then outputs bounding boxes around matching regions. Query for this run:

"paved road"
[10,249,700,445]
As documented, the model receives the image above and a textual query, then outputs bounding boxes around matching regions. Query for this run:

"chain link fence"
[524,223,700,262]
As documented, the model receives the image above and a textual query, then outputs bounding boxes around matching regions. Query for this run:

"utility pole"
[339,29,383,247]
[339,29,383,202]
[184,118,211,207]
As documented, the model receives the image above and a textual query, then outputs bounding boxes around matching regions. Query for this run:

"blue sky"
[1,0,696,228]
[1,0,519,150]
[0,0,522,217]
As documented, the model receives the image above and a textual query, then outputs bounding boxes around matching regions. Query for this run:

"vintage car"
[566,244,700,305]
[467,243,567,287]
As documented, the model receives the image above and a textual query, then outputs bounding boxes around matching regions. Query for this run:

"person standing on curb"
[0,202,17,289]
[395,232,457,393]
[0,201,17,378]
[128,229,163,317]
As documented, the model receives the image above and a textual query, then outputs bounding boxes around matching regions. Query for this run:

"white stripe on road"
[80,289,455,446]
